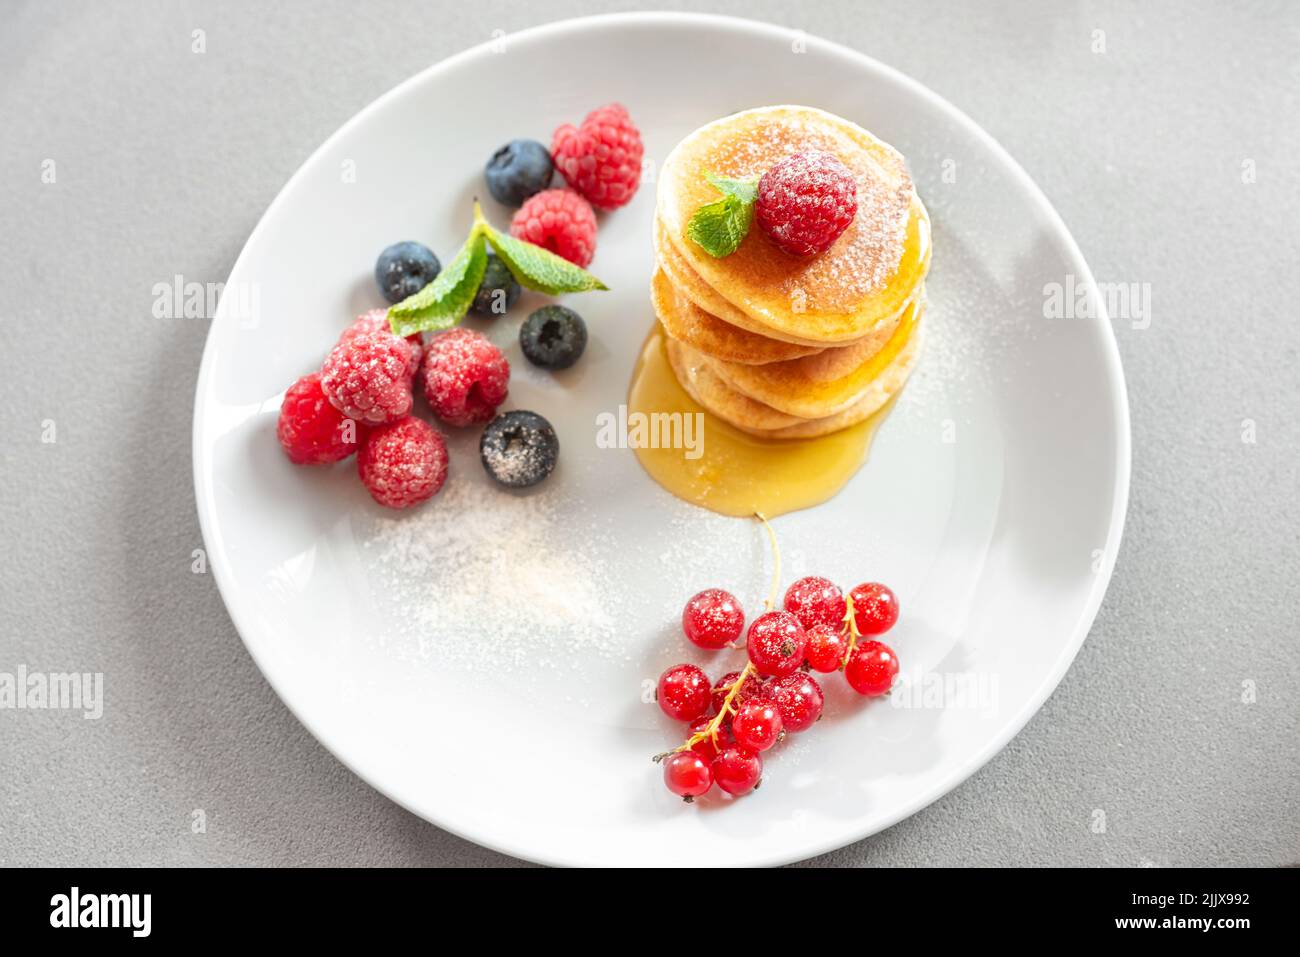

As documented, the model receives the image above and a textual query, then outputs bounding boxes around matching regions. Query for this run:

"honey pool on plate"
[627,327,893,518]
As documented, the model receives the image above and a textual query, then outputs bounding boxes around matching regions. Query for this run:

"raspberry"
[509,188,598,268]
[550,102,644,210]
[357,417,448,509]
[276,372,365,465]
[338,309,422,374]
[421,328,510,427]
[755,150,858,256]
[320,330,415,425]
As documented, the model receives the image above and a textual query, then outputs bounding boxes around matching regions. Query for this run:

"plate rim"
[192,10,1132,867]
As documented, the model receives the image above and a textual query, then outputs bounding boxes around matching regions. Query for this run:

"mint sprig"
[686,172,760,258]
[386,202,607,335]
[705,173,759,204]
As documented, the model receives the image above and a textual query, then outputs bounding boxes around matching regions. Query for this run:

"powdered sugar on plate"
[360,473,619,676]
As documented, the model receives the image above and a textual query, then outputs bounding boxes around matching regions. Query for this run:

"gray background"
[2,0,1297,867]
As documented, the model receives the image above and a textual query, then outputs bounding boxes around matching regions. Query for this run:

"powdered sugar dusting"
[361,476,618,676]
[480,439,542,485]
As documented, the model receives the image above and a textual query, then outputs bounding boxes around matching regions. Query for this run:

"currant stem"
[754,511,781,612]
[840,592,861,669]
[665,661,757,758]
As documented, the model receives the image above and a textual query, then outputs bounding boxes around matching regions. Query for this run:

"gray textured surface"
[2,0,1297,867]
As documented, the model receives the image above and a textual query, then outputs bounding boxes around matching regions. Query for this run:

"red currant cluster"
[654,520,901,802]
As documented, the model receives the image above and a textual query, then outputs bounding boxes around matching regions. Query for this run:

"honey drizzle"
[627,328,895,518]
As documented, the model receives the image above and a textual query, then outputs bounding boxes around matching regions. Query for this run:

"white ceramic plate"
[193,13,1129,866]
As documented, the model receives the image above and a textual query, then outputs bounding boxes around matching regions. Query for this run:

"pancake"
[704,292,924,419]
[666,335,807,431]
[755,391,906,440]
[665,318,923,439]
[654,210,923,350]
[651,268,821,365]
[657,105,930,344]
[654,216,833,348]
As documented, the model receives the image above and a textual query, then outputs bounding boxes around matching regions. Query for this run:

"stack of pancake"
[652,106,930,438]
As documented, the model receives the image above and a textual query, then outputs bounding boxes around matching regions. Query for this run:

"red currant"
[711,746,763,796]
[731,700,783,752]
[850,582,900,635]
[783,576,847,631]
[711,670,769,717]
[688,716,732,761]
[844,640,899,696]
[663,751,712,800]
[682,588,745,649]
[746,610,807,677]
[804,622,848,673]
[657,663,712,721]
[770,673,824,733]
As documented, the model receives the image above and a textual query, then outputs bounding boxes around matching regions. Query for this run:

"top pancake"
[658,105,929,344]
[654,215,842,348]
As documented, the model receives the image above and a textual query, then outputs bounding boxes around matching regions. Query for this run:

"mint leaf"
[705,172,758,204]
[386,231,488,336]
[482,224,608,295]
[383,201,607,336]
[687,195,754,258]
[687,171,759,258]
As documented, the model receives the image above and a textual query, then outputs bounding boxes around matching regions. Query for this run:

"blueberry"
[520,305,587,370]
[480,410,559,488]
[471,252,521,317]
[485,139,554,206]
[375,241,441,304]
